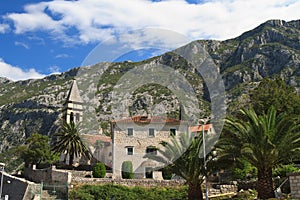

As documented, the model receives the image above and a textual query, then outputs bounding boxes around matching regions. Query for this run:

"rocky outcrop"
[0,19,299,171]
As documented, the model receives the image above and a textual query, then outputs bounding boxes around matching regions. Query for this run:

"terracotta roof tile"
[189,124,212,132]
[81,134,111,144]
[112,116,187,124]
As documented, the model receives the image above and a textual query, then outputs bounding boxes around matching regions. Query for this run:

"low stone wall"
[72,177,186,188]
[237,180,256,190]
[24,166,71,184]
[210,184,238,196]
[288,172,300,199]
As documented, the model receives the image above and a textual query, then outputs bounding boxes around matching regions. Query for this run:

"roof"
[66,80,83,103]
[189,124,212,132]
[112,115,187,124]
[81,134,112,144]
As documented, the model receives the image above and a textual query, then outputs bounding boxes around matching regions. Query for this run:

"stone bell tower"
[64,80,83,124]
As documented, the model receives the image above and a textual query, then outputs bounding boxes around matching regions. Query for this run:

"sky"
[0,0,299,81]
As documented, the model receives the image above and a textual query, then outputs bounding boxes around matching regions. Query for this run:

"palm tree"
[52,121,92,166]
[145,132,217,200]
[217,107,300,199]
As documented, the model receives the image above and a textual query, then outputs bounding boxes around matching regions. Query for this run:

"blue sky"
[0,0,299,81]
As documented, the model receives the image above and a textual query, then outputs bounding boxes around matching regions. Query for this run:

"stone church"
[61,80,112,167]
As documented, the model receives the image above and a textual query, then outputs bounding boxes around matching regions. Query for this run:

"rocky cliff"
[0,19,299,171]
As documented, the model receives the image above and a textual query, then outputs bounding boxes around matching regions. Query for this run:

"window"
[146,146,157,155]
[127,146,133,155]
[170,128,176,136]
[70,112,74,122]
[127,128,134,136]
[148,128,155,137]
[145,167,153,179]
[76,113,80,122]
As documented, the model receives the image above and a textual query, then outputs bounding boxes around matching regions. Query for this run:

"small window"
[170,128,176,136]
[145,167,153,179]
[70,112,74,122]
[76,113,80,122]
[127,147,133,155]
[149,128,155,137]
[146,146,157,155]
[127,128,134,136]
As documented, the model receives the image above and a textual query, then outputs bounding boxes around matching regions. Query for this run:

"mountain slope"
[0,19,299,171]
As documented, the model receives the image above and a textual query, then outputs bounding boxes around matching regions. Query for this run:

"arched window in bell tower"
[70,112,74,122]
[76,113,80,122]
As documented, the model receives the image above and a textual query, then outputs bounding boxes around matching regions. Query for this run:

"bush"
[162,166,172,180]
[122,161,134,179]
[92,163,106,178]
[69,184,188,200]
[273,164,299,178]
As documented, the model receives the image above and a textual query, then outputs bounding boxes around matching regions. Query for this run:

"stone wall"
[288,172,300,198]
[209,184,238,196]
[24,165,71,184]
[71,177,186,188]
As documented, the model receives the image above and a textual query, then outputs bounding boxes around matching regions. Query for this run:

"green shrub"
[162,166,172,180]
[121,161,134,179]
[69,184,188,200]
[273,164,299,178]
[92,163,106,178]
[232,159,257,180]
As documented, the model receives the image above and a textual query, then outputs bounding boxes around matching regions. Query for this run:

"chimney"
[147,108,152,119]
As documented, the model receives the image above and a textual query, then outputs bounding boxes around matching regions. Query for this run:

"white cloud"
[15,41,30,49]
[4,0,300,45]
[0,24,10,33]
[0,58,45,81]
[48,65,61,74]
[55,54,70,59]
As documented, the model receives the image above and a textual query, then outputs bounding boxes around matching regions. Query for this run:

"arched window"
[70,112,74,122]
[76,113,80,122]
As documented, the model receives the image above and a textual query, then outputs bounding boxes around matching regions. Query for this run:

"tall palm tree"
[52,121,92,166]
[217,107,300,199]
[145,132,217,200]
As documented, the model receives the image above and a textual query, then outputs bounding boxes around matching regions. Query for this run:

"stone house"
[111,115,189,179]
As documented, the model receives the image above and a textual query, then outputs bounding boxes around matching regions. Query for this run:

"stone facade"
[24,165,72,184]
[71,177,186,188]
[60,80,112,166]
[288,172,300,199]
[64,80,83,125]
[112,116,189,179]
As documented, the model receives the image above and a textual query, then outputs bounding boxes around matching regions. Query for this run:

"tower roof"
[66,80,83,103]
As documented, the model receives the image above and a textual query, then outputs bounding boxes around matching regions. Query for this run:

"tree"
[217,107,300,199]
[17,133,59,167]
[250,77,300,115]
[121,161,134,179]
[92,162,106,178]
[52,121,92,166]
[145,132,217,200]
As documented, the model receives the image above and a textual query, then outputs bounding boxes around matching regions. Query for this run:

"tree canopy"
[52,121,92,166]
[17,133,59,167]
[145,133,217,200]
[217,107,300,199]
[250,77,300,115]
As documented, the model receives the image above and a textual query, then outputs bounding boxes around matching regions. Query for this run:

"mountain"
[0,19,299,171]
